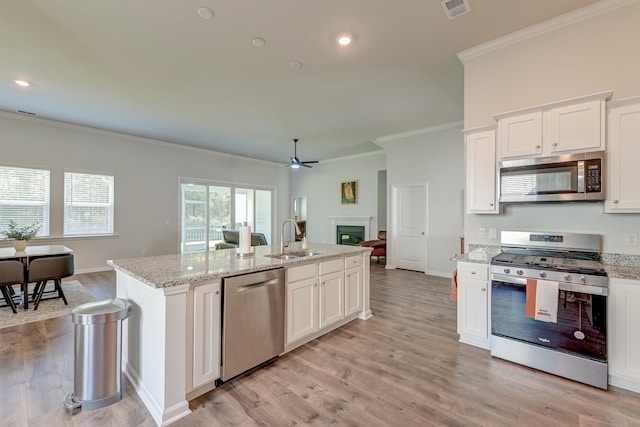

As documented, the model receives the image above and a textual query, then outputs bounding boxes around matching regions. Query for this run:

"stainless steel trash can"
[64,298,132,411]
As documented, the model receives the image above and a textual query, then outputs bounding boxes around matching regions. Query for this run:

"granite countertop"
[108,243,371,289]
[605,265,640,281]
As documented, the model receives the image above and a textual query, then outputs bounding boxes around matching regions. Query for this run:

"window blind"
[0,166,50,236]
[64,172,114,235]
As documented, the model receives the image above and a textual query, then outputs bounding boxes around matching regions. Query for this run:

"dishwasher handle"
[235,278,280,292]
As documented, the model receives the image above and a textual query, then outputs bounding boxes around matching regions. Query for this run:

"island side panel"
[359,251,373,320]
[116,271,191,426]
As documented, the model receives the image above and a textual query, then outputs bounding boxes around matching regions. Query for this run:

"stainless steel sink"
[265,250,321,260]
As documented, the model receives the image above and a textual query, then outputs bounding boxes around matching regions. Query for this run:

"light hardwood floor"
[1,263,639,426]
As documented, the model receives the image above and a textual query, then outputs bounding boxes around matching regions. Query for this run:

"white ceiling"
[1,0,599,164]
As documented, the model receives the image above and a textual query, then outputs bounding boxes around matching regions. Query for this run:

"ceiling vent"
[441,0,470,19]
[16,109,37,116]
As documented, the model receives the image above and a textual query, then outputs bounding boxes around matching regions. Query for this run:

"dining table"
[0,244,74,309]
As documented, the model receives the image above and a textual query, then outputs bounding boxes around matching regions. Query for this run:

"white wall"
[461,2,640,255]
[1,112,290,272]
[290,152,386,244]
[377,124,465,277]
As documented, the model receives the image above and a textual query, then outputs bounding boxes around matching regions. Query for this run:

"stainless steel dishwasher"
[221,268,285,381]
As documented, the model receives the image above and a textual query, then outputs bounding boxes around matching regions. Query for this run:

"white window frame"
[64,171,115,236]
[0,165,50,237]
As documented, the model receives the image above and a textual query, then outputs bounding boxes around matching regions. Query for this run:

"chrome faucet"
[281,218,302,253]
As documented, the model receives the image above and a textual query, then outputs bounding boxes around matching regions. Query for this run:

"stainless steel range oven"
[490,231,608,389]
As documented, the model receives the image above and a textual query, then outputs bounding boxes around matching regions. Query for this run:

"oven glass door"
[491,279,606,361]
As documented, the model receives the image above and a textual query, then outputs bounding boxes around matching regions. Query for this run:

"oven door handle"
[491,274,608,296]
[492,274,526,285]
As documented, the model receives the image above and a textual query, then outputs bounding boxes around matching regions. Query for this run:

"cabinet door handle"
[535,145,541,149]
[489,203,494,207]
[481,288,486,292]
[215,290,220,295]
[471,271,476,275]
[613,200,619,203]
[552,142,558,147]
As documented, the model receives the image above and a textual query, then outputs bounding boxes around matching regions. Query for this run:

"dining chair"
[0,259,25,314]
[28,254,74,310]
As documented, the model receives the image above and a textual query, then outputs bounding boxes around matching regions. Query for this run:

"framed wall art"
[341,180,358,205]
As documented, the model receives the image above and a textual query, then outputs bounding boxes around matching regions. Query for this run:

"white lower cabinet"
[319,259,344,329]
[345,256,363,316]
[608,278,640,392]
[456,261,490,350]
[285,254,366,348]
[192,281,221,389]
[286,263,318,345]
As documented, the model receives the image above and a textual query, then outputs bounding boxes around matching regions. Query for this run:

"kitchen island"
[108,243,372,426]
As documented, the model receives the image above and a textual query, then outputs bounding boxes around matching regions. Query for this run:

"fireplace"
[336,225,365,246]
[328,216,372,246]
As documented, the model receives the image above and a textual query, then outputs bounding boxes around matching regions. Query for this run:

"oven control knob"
[539,272,547,278]
[516,270,524,276]
[564,275,572,282]
[503,268,511,274]
[580,276,587,284]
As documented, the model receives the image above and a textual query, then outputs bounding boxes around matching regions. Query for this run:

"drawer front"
[457,262,488,280]
[345,255,363,270]
[319,258,343,275]
[286,263,317,283]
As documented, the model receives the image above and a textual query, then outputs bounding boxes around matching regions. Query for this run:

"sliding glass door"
[180,181,272,253]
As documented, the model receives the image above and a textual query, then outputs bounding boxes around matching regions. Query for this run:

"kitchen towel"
[525,279,537,318]
[534,279,559,323]
[239,224,251,254]
[450,269,458,302]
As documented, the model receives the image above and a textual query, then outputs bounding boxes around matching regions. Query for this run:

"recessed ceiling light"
[337,34,353,46]
[289,61,303,70]
[251,38,266,47]
[15,80,30,87]
[197,7,214,19]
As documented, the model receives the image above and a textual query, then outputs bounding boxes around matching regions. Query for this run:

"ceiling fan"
[287,138,318,169]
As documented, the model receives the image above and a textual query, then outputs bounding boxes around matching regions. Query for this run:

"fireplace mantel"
[328,216,372,241]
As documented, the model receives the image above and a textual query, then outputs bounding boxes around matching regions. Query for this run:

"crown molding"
[374,120,464,144]
[458,0,640,63]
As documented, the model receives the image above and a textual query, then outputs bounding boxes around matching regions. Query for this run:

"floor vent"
[441,0,471,19]
[16,109,37,116]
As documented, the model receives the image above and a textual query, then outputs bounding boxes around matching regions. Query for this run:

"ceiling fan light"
[291,164,300,169]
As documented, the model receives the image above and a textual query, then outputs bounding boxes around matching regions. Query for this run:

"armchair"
[358,230,386,261]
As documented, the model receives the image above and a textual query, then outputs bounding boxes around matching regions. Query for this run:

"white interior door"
[392,184,427,272]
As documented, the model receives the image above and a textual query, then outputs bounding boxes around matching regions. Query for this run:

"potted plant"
[1,220,42,251]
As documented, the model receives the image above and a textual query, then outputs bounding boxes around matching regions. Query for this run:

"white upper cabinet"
[465,126,498,214]
[498,111,543,158]
[549,100,603,153]
[495,91,611,160]
[606,96,640,213]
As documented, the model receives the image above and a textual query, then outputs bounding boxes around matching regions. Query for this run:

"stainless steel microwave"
[499,151,604,203]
